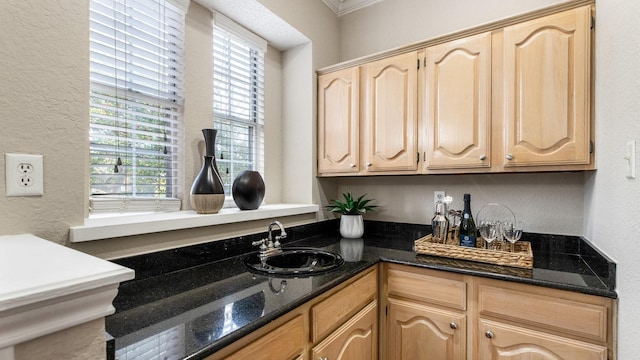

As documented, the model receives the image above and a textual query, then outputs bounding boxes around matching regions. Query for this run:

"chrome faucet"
[267,220,287,248]
[251,220,287,261]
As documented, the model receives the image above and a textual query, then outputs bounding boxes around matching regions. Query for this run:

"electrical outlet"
[434,190,445,211]
[17,163,34,173]
[5,153,43,196]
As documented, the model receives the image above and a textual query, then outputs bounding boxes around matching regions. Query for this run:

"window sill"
[69,204,319,243]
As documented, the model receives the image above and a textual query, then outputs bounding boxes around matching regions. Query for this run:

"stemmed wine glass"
[476,203,516,251]
[479,221,498,250]
[501,221,523,252]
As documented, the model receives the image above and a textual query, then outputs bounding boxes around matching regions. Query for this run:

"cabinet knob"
[485,330,494,339]
[366,162,372,167]
[449,322,458,330]
[349,163,356,168]
[505,153,514,160]
[479,154,487,161]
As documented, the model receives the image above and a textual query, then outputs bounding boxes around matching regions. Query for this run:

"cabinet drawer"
[222,314,304,360]
[386,266,466,310]
[312,268,377,342]
[478,283,608,342]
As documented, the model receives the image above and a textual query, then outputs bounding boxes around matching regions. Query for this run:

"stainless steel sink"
[244,247,344,276]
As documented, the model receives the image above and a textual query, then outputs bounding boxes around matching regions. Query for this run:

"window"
[89,0,186,207]
[213,14,266,197]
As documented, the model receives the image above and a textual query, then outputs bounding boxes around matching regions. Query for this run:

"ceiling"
[197,0,383,51]
[197,0,310,50]
[322,0,383,16]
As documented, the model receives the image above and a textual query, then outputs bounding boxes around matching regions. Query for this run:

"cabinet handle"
[349,163,356,168]
[449,322,458,330]
[485,330,494,339]
[366,162,372,167]
[479,154,486,161]
[319,358,328,360]
[505,153,514,160]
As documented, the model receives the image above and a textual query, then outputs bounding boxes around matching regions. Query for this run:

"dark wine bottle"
[459,193,476,247]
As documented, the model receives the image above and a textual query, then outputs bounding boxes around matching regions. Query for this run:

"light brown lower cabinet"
[312,300,378,360]
[207,267,378,360]
[383,263,468,360]
[211,262,615,360]
[386,298,466,359]
[382,263,616,360]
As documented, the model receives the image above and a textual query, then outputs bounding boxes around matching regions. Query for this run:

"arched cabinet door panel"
[318,66,360,174]
[385,298,466,360]
[362,52,419,173]
[424,32,492,170]
[312,301,378,360]
[502,6,592,167]
[478,319,607,360]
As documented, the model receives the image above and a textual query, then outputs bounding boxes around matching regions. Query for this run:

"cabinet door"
[362,52,418,173]
[386,298,466,360]
[318,67,360,174]
[312,301,378,360]
[502,6,592,167]
[424,32,492,170]
[478,319,607,360]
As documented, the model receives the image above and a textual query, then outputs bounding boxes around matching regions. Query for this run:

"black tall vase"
[190,129,225,214]
[232,170,265,210]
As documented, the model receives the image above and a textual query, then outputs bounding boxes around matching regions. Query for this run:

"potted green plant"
[326,191,377,238]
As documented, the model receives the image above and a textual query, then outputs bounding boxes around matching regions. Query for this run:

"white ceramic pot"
[340,214,364,238]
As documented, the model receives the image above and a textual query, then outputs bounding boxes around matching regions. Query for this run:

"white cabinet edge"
[0,234,134,348]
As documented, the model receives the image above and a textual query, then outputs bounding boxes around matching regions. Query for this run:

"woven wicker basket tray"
[414,234,533,269]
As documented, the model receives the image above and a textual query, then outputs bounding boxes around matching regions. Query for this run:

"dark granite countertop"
[106,220,616,360]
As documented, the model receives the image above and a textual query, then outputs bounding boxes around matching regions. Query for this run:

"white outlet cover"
[433,190,445,211]
[5,153,44,196]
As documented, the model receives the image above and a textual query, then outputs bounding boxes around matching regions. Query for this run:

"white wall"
[586,0,640,357]
[339,0,566,61]
[337,173,585,235]
[0,1,88,242]
[263,47,284,204]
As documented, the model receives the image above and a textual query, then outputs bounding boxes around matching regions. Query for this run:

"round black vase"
[190,129,225,214]
[232,170,265,210]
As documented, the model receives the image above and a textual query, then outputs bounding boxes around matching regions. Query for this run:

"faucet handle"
[251,239,264,246]
[273,235,283,248]
[251,238,268,251]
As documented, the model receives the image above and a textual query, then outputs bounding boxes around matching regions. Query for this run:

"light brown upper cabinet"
[361,52,419,174]
[317,66,360,174]
[317,3,594,176]
[500,5,593,169]
[422,32,492,172]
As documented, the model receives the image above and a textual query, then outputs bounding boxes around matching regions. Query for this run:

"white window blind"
[89,0,185,204]
[213,17,265,198]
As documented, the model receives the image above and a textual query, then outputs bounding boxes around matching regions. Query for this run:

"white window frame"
[89,0,187,213]
[213,14,267,207]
